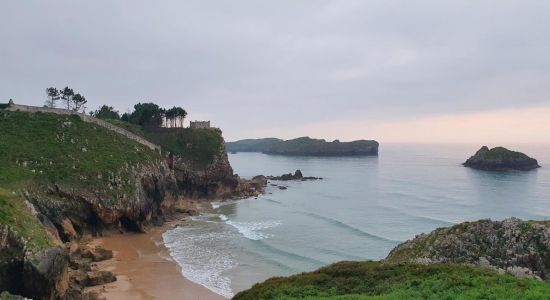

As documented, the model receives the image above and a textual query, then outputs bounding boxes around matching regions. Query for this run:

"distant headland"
[226,137,379,156]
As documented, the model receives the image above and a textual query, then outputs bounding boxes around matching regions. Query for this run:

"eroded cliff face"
[26,158,179,239]
[172,141,240,199]
[0,159,180,299]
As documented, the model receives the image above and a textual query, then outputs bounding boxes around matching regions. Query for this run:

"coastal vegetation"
[227,137,379,156]
[233,261,550,300]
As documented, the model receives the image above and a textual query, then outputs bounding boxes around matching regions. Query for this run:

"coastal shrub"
[143,127,224,167]
[233,261,550,300]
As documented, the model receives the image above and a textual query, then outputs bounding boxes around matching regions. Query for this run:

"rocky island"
[463,146,540,171]
[227,137,379,156]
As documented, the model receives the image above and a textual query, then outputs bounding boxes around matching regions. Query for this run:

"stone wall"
[6,103,161,152]
[190,120,211,129]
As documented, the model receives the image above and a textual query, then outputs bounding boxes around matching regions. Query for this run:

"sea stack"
[463,146,540,171]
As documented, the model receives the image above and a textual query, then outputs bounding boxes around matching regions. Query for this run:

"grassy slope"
[0,110,159,249]
[234,261,550,300]
[105,119,224,167]
[143,128,224,167]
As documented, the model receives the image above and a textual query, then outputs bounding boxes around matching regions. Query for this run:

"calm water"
[163,144,550,298]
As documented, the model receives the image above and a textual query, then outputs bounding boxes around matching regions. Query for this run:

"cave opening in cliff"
[119,216,141,232]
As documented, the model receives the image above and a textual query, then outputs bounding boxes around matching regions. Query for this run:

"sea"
[163,143,550,298]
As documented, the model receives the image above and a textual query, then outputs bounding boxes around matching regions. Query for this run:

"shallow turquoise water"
[163,144,550,298]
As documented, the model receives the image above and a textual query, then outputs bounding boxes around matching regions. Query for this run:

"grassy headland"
[234,261,550,300]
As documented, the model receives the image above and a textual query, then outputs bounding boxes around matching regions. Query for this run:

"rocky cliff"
[386,218,550,280]
[0,110,247,299]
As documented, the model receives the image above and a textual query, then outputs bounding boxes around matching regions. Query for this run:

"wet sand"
[89,225,226,300]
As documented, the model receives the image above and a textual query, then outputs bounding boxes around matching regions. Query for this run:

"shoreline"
[88,215,226,300]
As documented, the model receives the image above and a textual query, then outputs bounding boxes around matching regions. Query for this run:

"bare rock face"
[0,226,25,295]
[173,141,240,199]
[386,218,550,280]
[463,146,540,171]
[23,248,70,299]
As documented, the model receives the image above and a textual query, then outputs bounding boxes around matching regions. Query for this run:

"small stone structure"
[190,120,211,129]
[4,102,161,152]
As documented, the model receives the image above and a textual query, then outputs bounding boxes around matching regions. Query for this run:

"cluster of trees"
[45,87,87,112]
[91,102,187,129]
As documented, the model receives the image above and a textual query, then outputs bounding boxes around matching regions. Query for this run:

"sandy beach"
[88,223,226,300]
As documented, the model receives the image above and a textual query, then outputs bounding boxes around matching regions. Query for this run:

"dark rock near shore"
[386,218,550,280]
[463,146,540,171]
[268,170,322,181]
[23,248,70,300]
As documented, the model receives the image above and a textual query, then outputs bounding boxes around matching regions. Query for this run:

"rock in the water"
[463,146,540,171]
[385,218,550,280]
[268,170,322,181]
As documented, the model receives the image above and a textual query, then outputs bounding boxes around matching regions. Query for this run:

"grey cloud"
[1,0,550,140]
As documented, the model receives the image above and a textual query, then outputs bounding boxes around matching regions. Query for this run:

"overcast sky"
[2,1,550,142]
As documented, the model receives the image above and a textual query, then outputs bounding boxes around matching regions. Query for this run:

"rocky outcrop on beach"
[463,146,540,171]
[267,170,322,181]
[385,218,550,280]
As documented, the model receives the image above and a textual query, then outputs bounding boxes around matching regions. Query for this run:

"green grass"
[143,127,224,167]
[106,119,225,167]
[0,188,52,251]
[105,118,148,139]
[481,147,529,160]
[0,111,158,188]
[233,261,550,300]
[0,110,161,249]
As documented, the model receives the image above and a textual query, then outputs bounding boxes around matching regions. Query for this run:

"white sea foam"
[163,225,237,298]
[225,220,281,240]
[219,214,229,221]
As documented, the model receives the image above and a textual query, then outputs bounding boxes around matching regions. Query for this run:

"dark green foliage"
[45,87,60,108]
[165,106,187,128]
[92,105,121,120]
[59,87,74,110]
[129,102,164,128]
[233,261,550,300]
[71,93,87,112]
[144,127,224,167]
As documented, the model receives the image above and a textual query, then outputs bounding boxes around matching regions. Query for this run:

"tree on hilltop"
[93,105,120,119]
[60,87,74,110]
[129,102,165,128]
[165,106,187,128]
[45,87,60,108]
[72,93,87,112]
